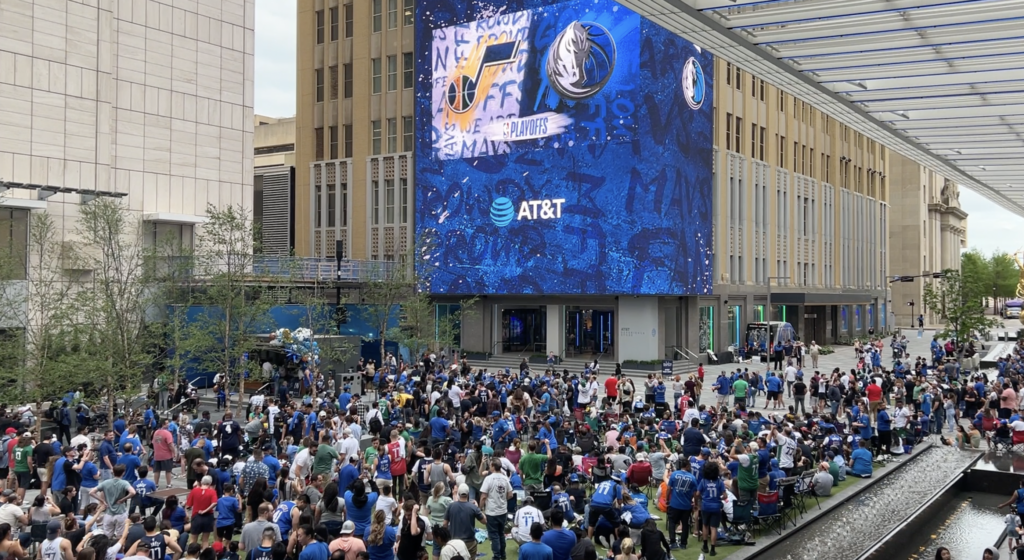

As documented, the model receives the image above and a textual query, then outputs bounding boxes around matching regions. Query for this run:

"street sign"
[661,360,673,376]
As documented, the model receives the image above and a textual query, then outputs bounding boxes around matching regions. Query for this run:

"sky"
[251,1,1016,258]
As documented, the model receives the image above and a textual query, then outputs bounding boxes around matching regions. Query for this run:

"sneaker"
[710,550,717,556]
[702,543,709,553]
[669,544,680,550]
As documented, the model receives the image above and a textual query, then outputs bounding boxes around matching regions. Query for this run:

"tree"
[386,293,478,363]
[358,261,410,366]
[77,198,169,427]
[184,205,277,415]
[989,252,1019,299]
[286,278,354,382]
[0,212,92,427]
[923,269,1000,358]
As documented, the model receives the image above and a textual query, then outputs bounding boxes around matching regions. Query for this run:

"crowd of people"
[0,331,1017,560]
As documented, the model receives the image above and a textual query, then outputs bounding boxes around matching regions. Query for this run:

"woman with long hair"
[364,509,397,558]
[315,482,344,537]
[425,482,451,553]
[0,523,26,559]
[161,495,188,534]
[277,466,293,502]
[247,477,269,522]
[934,546,951,560]
[616,538,638,560]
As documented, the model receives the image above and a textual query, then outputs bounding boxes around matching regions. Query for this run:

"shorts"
[216,525,234,540]
[701,510,722,528]
[0,467,8,480]
[767,391,779,401]
[191,513,215,535]
[16,471,31,488]
[37,467,50,483]
[154,459,175,473]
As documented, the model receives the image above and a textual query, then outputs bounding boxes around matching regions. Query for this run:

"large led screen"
[415,0,714,295]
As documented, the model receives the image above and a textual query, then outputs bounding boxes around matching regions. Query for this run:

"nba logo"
[502,122,511,139]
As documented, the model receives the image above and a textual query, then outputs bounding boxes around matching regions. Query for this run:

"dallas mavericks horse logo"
[545,21,617,101]
[682,57,705,110]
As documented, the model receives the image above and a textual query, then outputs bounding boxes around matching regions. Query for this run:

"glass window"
[400,177,409,224]
[315,10,324,44]
[726,305,743,351]
[329,126,338,159]
[371,58,381,94]
[315,69,324,102]
[327,184,337,227]
[387,55,397,92]
[329,65,338,100]
[855,306,862,331]
[344,3,354,38]
[753,305,765,322]
[698,306,714,353]
[403,116,413,152]
[403,52,414,89]
[314,127,324,160]
[340,182,348,227]
[329,7,338,41]
[371,121,381,155]
[388,0,397,29]
[403,0,414,26]
[372,0,382,32]
[315,185,323,228]
[387,118,397,153]
[841,306,848,332]
[344,125,352,158]
[371,181,380,225]
[385,179,395,224]
[343,63,352,98]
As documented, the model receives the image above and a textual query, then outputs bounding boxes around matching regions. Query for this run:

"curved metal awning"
[617,0,1024,215]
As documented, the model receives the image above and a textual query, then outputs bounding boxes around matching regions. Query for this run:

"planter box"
[464,352,490,361]
[622,362,662,372]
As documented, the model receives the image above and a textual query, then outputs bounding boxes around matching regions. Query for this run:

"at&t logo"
[490,198,566,227]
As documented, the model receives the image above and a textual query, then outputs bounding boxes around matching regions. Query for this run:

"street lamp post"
[907,300,915,329]
[766,275,791,327]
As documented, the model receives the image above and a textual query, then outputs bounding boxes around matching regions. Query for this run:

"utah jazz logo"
[546,21,617,101]
[445,41,522,114]
[682,57,705,110]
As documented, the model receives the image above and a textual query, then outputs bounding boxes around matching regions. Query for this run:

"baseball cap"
[700,447,711,456]
[457,484,470,496]
[211,541,224,554]
[635,452,648,462]
[826,451,836,459]
[3,428,14,435]
[46,519,61,538]
[569,474,579,482]
[1,489,14,499]
[340,520,355,535]
[491,411,500,417]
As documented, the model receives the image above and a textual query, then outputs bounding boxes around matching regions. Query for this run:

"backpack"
[369,413,383,434]
[0,437,9,466]
[53,407,64,424]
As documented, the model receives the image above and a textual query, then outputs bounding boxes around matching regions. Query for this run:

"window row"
[313,117,414,161]
[316,0,414,44]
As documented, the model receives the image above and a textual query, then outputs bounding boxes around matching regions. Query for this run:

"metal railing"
[153,256,399,283]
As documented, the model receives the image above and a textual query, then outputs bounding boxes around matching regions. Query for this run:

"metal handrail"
[673,347,689,361]
[517,342,547,359]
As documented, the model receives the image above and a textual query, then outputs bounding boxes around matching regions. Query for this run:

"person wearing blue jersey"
[371,440,392,489]
[695,462,726,556]
[586,475,623,539]
[215,483,241,544]
[765,373,784,409]
[667,462,697,549]
[848,439,873,478]
[998,478,1024,526]
[690,447,710,482]
[273,500,296,541]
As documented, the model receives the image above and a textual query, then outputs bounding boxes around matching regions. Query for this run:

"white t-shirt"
[375,495,397,524]
[448,386,463,408]
[512,505,544,539]
[893,407,911,429]
[293,448,313,477]
[785,367,798,382]
[440,540,472,560]
[479,473,513,516]
[430,391,441,406]
[266,405,280,434]
[774,434,797,469]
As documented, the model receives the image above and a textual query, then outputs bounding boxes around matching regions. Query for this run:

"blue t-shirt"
[623,502,650,527]
[518,542,554,560]
[298,541,330,560]
[859,414,872,440]
[168,506,187,532]
[589,480,622,508]
[338,464,360,494]
[262,456,281,487]
[344,491,379,536]
[877,410,892,431]
[541,529,577,560]
[122,437,142,456]
[216,496,239,527]
[189,439,214,460]
[850,448,873,476]
[363,526,397,560]
[766,376,783,392]
[429,417,449,440]
[338,392,353,411]
[698,479,725,512]
[80,461,99,488]
[375,452,392,480]
[116,454,141,483]
[668,470,697,511]
[99,441,117,470]
[51,458,67,492]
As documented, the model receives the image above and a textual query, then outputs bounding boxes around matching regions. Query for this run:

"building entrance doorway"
[501,308,546,353]
[565,308,614,359]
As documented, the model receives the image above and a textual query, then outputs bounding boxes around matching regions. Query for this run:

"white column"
[618,297,660,362]
[546,305,563,359]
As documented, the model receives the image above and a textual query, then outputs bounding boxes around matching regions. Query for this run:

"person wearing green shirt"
[729,440,759,502]
[517,440,550,489]
[363,444,378,469]
[13,434,33,500]
[733,377,749,408]
[312,435,339,476]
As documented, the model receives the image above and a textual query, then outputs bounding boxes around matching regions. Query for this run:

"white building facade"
[0,0,254,254]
